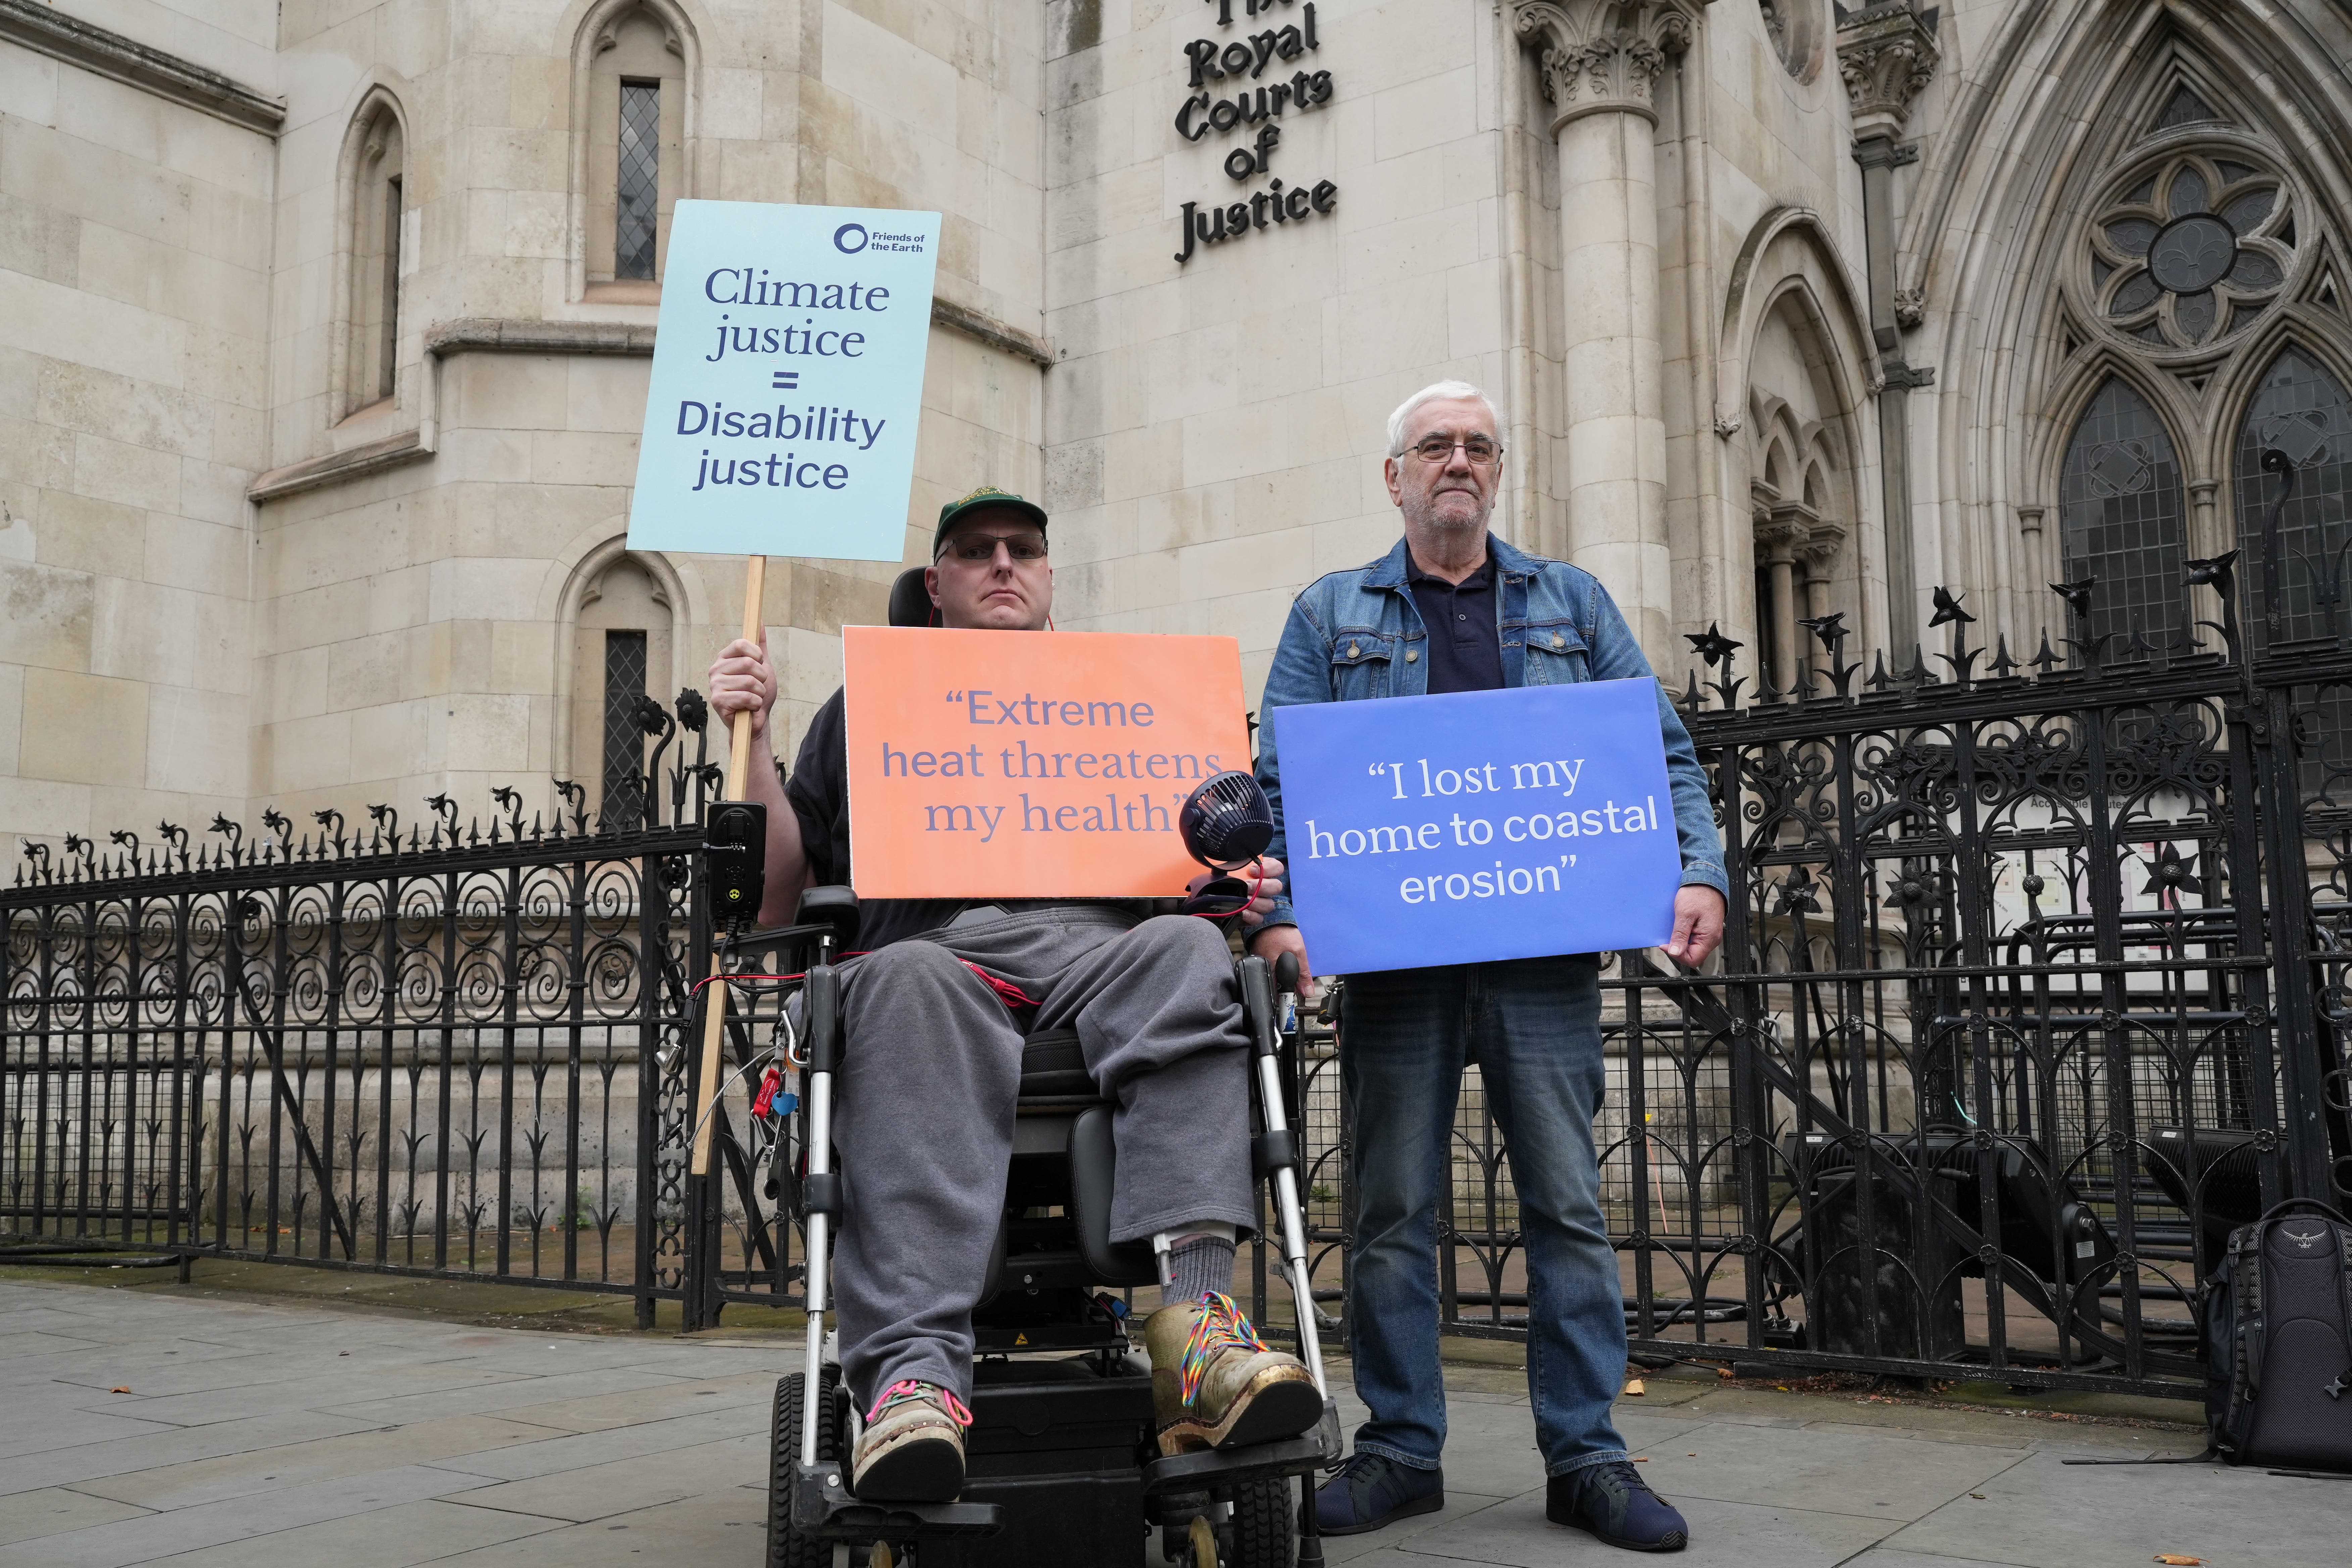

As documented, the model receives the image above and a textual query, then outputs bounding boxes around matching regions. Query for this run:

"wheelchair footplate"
[1139,1398,1341,1496]
[789,1459,1004,1540]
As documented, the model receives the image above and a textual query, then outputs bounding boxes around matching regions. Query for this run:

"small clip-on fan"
[1178,770,1274,917]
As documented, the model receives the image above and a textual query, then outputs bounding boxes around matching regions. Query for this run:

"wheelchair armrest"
[796,885,861,952]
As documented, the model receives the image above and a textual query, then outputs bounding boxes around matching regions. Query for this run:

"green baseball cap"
[933,485,1049,556]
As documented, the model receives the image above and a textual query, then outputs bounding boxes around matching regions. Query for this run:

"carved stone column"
[1754,508,1803,696]
[1513,0,1695,671]
[1800,520,1846,623]
[1838,1,1939,655]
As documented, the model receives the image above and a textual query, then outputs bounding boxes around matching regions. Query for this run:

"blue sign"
[627,200,941,561]
[1271,680,1682,974]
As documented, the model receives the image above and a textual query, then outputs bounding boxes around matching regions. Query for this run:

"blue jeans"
[1340,954,1628,1477]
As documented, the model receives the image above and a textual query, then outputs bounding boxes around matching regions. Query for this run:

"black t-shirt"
[785,688,965,952]
[1408,553,1504,694]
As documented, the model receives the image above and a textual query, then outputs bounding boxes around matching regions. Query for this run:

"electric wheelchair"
[720,570,1336,1567]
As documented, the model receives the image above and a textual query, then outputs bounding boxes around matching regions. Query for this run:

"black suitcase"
[2204,1198,2352,1470]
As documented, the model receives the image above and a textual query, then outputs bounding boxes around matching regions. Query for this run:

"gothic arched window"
[2059,378,2189,647]
[569,554,674,828]
[581,3,686,295]
[338,95,406,418]
[2234,347,2352,646]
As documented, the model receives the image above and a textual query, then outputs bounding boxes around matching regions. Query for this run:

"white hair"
[1385,380,1504,457]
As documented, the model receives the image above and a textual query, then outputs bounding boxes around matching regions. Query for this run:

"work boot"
[1145,1292,1322,1455]
[1313,1450,1445,1534]
[1547,1459,1689,1552]
[850,1379,971,1502]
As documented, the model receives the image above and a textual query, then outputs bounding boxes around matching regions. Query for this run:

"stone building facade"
[6,0,2352,862]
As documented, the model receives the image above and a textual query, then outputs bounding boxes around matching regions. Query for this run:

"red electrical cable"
[1185,859,1266,921]
[691,971,802,997]
[691,951,874,999]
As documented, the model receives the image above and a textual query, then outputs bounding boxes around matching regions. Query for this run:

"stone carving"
[1893,287,1925,329]
[1757,0,1817,83]
[1515,1,1696,127]
[1626,38,1666,98]
[1836,2,1939,139]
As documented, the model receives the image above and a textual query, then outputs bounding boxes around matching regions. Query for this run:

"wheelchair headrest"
[887,567,935,628]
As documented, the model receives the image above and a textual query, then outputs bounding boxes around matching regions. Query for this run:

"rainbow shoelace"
[1177,1292,1269,1407]
[866,1378,974,1428]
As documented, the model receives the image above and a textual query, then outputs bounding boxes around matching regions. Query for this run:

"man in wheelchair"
[708,485,1321,1507]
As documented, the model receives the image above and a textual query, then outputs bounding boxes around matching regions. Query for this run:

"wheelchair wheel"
[1225,1475,1295,1568]
[768,1367,842,1568]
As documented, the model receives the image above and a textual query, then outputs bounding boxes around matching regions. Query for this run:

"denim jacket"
[1254,533,1727,931]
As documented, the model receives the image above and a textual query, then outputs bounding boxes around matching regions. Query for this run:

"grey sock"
[1166,1235,1237,1304]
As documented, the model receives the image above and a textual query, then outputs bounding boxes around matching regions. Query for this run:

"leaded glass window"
[377,176,401,400]
[616,82,659,281]
[601,630,649,828]
[2059,378,2189,650]
[2235,347,2352,647]
[2087,151,2294,352]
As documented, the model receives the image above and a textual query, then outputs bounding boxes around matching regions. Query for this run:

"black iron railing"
[1421,560,2352,1394]
[7,564,2350,1396]
[1,701,721,1324]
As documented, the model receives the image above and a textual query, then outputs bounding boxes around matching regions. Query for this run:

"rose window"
[2089,152,2295,350]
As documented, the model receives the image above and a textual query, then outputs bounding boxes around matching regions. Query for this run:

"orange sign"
[843,626,1250,897]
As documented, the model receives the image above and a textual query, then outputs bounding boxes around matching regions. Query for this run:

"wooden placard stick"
[691,555,766,1178]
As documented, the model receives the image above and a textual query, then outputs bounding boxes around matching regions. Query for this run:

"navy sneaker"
[1313,1451,1444,1535]
[1547,1460,1688,1552]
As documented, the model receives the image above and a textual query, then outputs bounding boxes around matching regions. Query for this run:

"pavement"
[0,1273,2342,1568]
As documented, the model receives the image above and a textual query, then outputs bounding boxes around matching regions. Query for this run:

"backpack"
[2203,1198,2352,1470]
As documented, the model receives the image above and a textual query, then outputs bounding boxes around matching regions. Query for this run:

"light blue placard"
[1272,680,1683,974]
[626,200,941,561]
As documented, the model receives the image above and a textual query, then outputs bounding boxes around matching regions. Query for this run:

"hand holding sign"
[1270,680,1684,974]
[629,201,940,1178]
[844,627,1251,898]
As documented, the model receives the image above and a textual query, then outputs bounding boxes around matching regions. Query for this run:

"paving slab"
[0,1410,389,1500]
[1630,1422,2028,1521]
[1842,1551,2039,1568]
[1878,1447,2352,1568]
[426,1489,769,1567]
[1382,1488,1900,1567]
[0,1276,2311,1568]
[1319,1489,1516,1564]
[0,1330,112,1357]
[0,1464,503,1568]
[314,1366,700,1429]
[0,1487,152,1547]
[435,1432,766,1524]
[427,1404,791,1484]
[136,1500,558,1568]
[71,1415,567,1511]
[0,1409,181,1462]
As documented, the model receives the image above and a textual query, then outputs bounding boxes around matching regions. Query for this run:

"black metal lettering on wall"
[1172,0,1337,264]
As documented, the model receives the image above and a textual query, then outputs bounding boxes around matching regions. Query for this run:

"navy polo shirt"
[1408,551,1504,694]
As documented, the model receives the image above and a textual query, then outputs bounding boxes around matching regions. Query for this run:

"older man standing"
[1248,383,1726,1552]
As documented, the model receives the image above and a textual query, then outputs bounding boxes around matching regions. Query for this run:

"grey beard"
[1402,493,1491,538]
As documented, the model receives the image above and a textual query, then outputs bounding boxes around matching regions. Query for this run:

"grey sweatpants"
[830,906,1255,1407]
